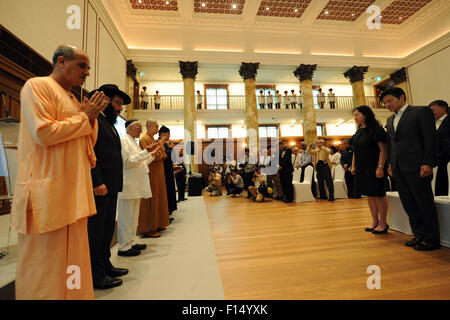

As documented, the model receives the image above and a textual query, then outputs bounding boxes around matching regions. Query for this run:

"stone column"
[390,67,411,103]
[239,62,260,162]
[179,61,198,173]
[125,60,138,119]
[294,64,318,146]
[344,66,369,108]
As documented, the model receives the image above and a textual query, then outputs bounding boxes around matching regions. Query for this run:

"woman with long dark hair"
[350,106,389,234]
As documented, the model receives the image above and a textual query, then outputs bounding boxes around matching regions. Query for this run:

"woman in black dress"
[350,106,389,234]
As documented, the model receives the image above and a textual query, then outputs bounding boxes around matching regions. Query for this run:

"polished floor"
[205,194,450,300]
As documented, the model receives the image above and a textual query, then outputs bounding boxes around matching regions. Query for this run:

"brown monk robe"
[137,132,170,237]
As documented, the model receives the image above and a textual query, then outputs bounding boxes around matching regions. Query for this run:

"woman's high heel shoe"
[365,224,378,232]
[372,224,389,234]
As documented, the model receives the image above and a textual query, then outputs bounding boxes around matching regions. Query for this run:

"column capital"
[239,62,260,80]
[293,64,317,82]
[179,61,198,80]
[126,60,137,78]
[390,67,407,84]
[344,66,369,83]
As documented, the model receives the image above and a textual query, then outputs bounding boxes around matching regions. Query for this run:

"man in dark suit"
[88,84,131,289]
[278,143,294,203]
[382,87,440,251]
[429,100,450,196]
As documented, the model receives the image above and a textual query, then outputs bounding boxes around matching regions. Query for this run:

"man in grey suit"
[382,87,440,251]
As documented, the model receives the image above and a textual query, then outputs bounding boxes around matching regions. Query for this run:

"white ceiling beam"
[355,0,395,28]
[301,0,330,25]
[178,0,193,21]
[242,0,261,23]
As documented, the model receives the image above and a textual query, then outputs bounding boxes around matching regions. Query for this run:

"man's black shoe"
[328,197,335,201]
[405,237,422,247]
[118,248,141,257]
[414,241,441,251]
[94,276,122,289]
[132,243,147,251]
[105,266,129,277]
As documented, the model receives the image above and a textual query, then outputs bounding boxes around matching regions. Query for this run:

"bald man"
[11,45,108,299]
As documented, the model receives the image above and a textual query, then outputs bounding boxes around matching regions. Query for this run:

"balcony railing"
[135,95,382,110]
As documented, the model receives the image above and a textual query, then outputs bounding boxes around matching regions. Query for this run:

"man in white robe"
[117,119,161,256]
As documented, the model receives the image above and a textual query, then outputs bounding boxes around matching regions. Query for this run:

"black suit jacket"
[279,147,294,174]
[386,106,437,173]
[91,114,123,193]
[437,115,450,165]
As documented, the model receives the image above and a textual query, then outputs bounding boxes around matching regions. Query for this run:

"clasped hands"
[81,91,109,121]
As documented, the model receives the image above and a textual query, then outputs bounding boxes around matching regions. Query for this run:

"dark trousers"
[344,170,355,198]
[176,174,187,200]
[319,102,325,109]
[230,185,243,195]
[155,103,160,110]
[435,162,449,196]
[280,172,294,201]
[275,102,280,109]
[88,192,118,281]
[290,102,296,109]
[268,103,273,109]
[316,162,334,199]
[394,170,440,244]
[142,101,148,109]
[330,102,335,109]
[259,104,265,109]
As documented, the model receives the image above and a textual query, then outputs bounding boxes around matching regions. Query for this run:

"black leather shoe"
[365,224,378,232]
[118,248,141,257]
[405,237,422,247]
[132,243,147,251]
[414,241,441,251]
[93,276,122,289]
[328,197,335,201]
[319,196,328,200]
[105,266,129,277]
[372,225,389,234]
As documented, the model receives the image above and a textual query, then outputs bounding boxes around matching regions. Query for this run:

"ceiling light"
[165,1,169,4]
[351,13,355,16]
[399,17,402,20]
[202,3,206,7]
[266,7,269,11]
[232,4,237,9]
[325,11,329,15]
[294,9,298,13]
[138,0,142,3]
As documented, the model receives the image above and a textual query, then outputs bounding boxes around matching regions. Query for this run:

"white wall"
[0,0,127,93]
[408,46,450,106]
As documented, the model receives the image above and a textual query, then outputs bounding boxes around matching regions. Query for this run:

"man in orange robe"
[10,45,108,300]
[138,119,170,238]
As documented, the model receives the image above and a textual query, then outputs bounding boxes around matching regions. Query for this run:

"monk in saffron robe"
[138,119,170,238]
[10,45,108,300]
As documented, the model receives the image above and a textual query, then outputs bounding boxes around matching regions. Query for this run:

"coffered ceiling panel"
[257,0,312,18]
[317,0,375,22]
[129,0,178,11]
[193,0,245,15]
[380,0,432,24]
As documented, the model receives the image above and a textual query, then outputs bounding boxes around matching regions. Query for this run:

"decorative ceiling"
[256,0,312,18]
[380,0,433,24]
[130,0,178,11]
[193,0,246,15]
[317,0,375,22]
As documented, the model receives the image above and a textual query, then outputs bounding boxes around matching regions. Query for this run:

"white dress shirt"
[393,104,409,131]
[436,114,448,130]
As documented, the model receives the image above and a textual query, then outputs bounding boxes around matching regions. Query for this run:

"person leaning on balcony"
[298,89,303,109]
[328,88,336,109]
[283,91,290,109]
[290,90,297,109]
[140,86,149,109]
[154,91,161,110]
[275,90,281,109]
[258,90,266,109]
[196,90,203,109]
[267,91,274,109]
[317,88,325,109]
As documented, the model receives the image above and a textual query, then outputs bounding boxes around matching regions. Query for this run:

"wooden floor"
[204,193,450,300]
